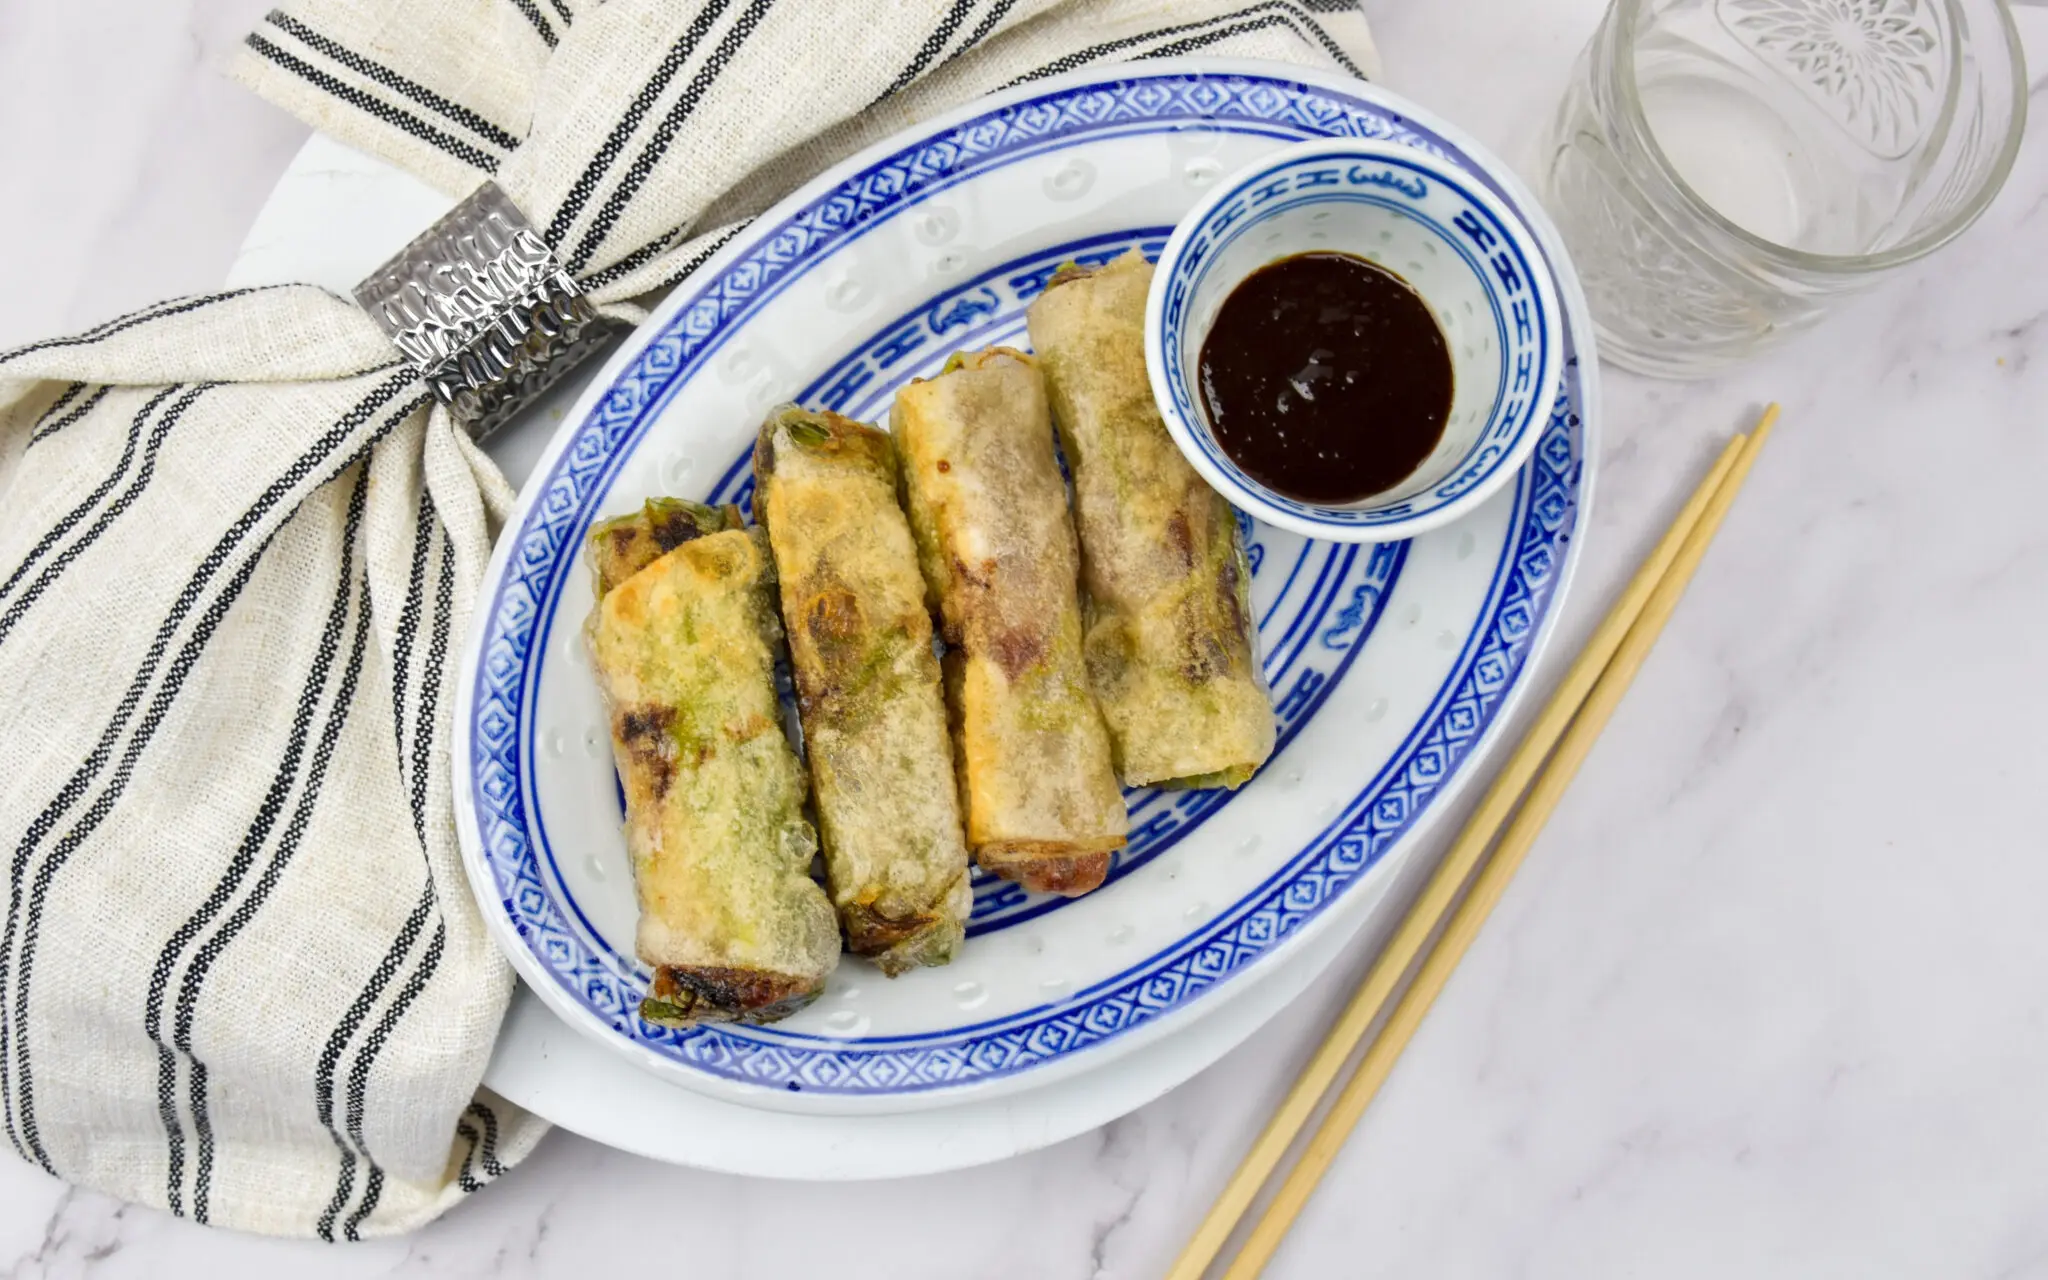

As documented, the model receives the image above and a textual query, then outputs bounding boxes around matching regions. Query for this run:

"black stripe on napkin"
[947,0,1022,72]
[450,1099,507,1199]
[1009,1,1365,85]
[191,575,371,1226]
[575,227,680,291]
[245,34,500,174]
[566,0,778,274]
[0,297,230,366]
[0,289,277,369]
[1142,9,1363,75]
[341,919,446,1240]
[146,470,363,1217]
[876,0,979,104]
[545,0,735,250]
[0,385,171,610]
[507,0,559,49]
[580,217,747,295]
[467,1101,507,1178]
[0,400,150,1139]
[145,468,371,1220]
[452,1117,486,1194]
[401,533,456,855]
[547,0,574,24]
[25,382,84,435]
[312,494,436,1241]
[4,522,282,1173]
[337,531,455,1240]
[317,504,451,1240]
[313,887,433,1241]
[27,383,111,449]
[344,1165,387,1241]
[0,384,212,647]
[0,373,424,1172]
[388,496,437,845]
[262,11,522,154]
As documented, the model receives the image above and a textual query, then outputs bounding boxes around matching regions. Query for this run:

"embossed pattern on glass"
[1536,0,2025,377]
[1718,0,1945,158]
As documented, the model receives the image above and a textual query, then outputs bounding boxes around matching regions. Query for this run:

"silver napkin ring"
[355,182,614,439]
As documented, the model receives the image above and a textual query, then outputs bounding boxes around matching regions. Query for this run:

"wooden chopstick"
[1169,405,1779,1280]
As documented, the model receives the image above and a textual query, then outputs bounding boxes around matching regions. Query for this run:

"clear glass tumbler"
[1537,0,2029,377]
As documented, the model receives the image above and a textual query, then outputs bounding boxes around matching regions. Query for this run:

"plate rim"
[451,56,1602,1114]
[483,858,1381,1178]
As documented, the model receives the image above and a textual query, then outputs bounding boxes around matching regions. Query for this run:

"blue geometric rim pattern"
[1156,149,1557,528]
[466,68,1589,1096]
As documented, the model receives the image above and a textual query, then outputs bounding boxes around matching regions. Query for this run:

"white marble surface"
[5,2,2048,1276]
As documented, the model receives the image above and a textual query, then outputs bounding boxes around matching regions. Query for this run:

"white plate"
[481,873,1373,1179]
[450,61,1593,1114]
[229,58,1601,1171]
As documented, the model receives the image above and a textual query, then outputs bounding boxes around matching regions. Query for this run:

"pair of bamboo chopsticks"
[1169,405,1781,1280]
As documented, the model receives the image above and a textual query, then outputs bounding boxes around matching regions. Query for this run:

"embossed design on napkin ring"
[355,182,614,439]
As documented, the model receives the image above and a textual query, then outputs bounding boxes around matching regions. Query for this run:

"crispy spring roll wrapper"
[893,348,1127,896]
[588,497,748,594]
[1027,251,1275,789]
[585,502,839,1026]
[753,407,971,975]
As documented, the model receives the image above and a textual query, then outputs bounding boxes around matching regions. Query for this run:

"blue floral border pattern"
[468,69,1587,1095]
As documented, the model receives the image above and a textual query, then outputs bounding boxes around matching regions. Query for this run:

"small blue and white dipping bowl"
[1145,138,1564,543]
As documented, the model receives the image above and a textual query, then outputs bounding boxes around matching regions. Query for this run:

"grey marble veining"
[3,2,2047,1277]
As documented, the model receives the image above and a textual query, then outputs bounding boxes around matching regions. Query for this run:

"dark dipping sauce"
[1198,251,1452,505]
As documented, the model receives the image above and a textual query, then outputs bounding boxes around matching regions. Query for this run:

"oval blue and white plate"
[452,58,1597,1116]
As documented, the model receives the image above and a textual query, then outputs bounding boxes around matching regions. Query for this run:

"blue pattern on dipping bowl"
[1146,138,1564,543]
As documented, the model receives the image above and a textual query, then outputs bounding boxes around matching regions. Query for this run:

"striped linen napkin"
[0,0,1376,1240]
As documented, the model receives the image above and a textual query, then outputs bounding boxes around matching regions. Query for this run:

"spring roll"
[893,349,1127,896]
[753,407,971,974]
[585,498,839,1026]
[1027,250,1275,789]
